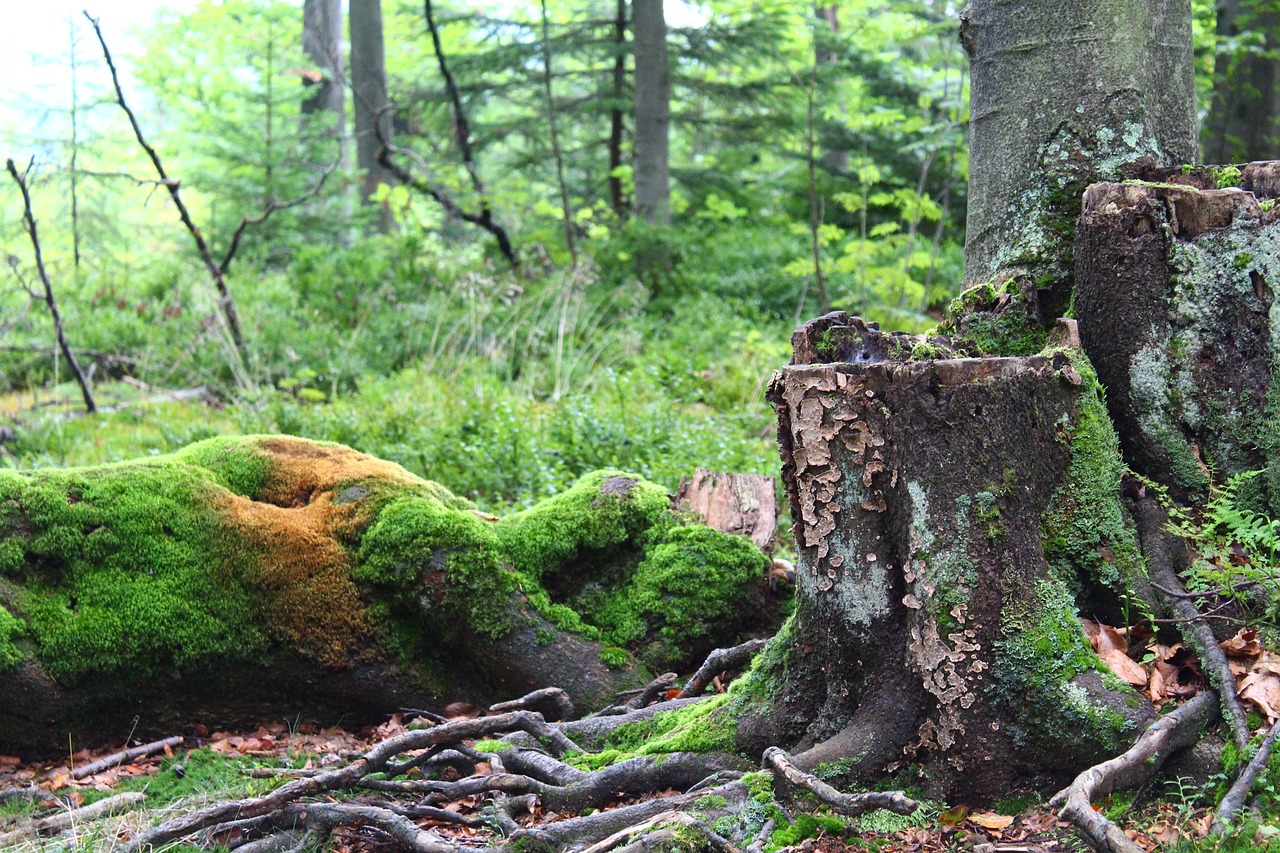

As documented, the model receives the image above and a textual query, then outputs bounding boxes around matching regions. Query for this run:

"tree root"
[763,747,918,817]
[1051,690,1219,853]
[107,674,924,853]
[1136,495,1252,749]
[489,687,575,721]
[676,638,768,699]
[1212,716,1280,833]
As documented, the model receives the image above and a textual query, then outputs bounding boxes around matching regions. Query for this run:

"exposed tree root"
[1051,690,1219,853]
[763,747,918,817]
[579,809,741,853]
[1212,716,1280,833]
[105,674,921,853]
[120,711,579,852]
[490,687,575,722]
[1136,495,1252,750]
[676,638,768,699]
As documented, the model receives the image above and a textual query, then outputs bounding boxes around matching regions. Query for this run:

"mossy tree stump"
[740,314,1150,802]
[1075,173,1280,511]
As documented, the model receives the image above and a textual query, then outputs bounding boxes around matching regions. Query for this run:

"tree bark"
[1204,0,1280,164]
[632,0,671,226]
[349,0,395,234]
[608,0,628,218]
[961,0,1197,313]
[746,314,1152,802]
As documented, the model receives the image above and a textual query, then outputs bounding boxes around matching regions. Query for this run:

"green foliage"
[1171,469,1280,623]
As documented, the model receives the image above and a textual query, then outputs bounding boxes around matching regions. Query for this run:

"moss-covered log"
[1075,176,1280,510]
[737,314,1151,802]
[0,436,783,756]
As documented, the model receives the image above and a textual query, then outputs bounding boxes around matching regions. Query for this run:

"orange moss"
[252,437,420,507]
[211,438,428,667]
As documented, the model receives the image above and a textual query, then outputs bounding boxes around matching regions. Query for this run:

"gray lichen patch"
[1076,179,1280,510]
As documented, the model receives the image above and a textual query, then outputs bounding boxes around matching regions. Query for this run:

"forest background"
[0,0,1268,520]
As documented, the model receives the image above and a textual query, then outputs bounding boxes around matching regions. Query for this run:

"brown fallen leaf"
[1220,628,1262,658]
[1101,648,1148,687]
[968,811,1015,831]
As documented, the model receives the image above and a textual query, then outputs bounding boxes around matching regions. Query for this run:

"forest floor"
[0,694,1244,853]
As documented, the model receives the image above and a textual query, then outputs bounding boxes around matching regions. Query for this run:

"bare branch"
[83,11,245,355]
[5,157,97,413]
[218,156,341,275]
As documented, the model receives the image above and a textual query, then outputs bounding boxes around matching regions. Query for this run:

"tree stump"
[738,314,1151,802]
[1075,175,1280,509]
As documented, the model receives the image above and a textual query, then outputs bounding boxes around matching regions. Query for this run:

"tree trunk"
[0,437,785,758]
[349,0,395,234]
[302,0,348,161]
[632,0,671,226]
[1074,173,1280,510]
[961,0,1197,314]
[1204,0,1280,164]
[608,0,628,218]
[813,5,848,174]
[742,315,1152,802]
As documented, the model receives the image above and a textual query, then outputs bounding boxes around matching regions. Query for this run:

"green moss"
[695,794,729,809]
[495,470,670,582]
[599,645,630,668]
[0,602,25,671]
[1215,165,1242,188]
[994,579,1135,756]
[173,437,272,498]
[356,494,516,639]
[600,693,737,760]
[2,458,266,684]
[590,524,768,668]
[741,770,776,803]
[1040,353,1145,598]
[938,278,1047,357]
[771,814,850,847]
[471,739,514,753]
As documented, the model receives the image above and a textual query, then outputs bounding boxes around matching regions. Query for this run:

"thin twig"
[5,158,96,413]
[72,735,183,780]
[84,11,245,355]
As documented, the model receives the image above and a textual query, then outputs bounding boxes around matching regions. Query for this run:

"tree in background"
[350,0,395,234]
[631,0,671,226]
[1204,0,1280,162]
[302,0,349,174]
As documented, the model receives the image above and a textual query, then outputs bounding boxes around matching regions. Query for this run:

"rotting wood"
[675,468,779,551]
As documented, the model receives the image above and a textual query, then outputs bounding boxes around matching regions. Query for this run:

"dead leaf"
[1220,628,1262,658]
[1101,648,1148,686]
[1021,812,1058,833]
[939,804,970,826]
[968,811,1014,830]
